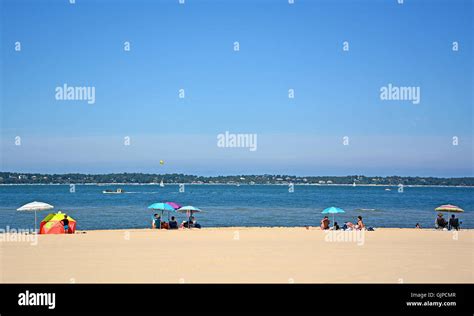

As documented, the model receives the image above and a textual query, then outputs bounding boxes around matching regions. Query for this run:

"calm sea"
[0,184,472,230]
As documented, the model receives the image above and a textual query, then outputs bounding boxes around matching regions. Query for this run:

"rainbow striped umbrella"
[435,204,464,213]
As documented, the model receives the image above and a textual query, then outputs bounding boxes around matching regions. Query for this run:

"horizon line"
[1,171,473,179]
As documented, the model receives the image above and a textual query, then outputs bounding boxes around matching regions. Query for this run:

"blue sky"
[1,0,472,176]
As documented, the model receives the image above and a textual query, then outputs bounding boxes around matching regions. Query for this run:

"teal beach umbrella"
[148,202,176,229]
[321,206,345,226]
[148,203,175,211]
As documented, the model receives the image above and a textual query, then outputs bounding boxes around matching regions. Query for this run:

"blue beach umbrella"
[148,202,175,212]
[321,206,345,226]
[148,202,176,228]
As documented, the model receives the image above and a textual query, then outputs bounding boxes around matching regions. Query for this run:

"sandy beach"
[1,227,472,283]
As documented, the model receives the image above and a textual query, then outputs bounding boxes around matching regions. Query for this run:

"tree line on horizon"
[0,172,473,186]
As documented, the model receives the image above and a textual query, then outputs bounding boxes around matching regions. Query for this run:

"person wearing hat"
[435,213,447,229]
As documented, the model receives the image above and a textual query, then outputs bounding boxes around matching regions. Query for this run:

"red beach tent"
[39,212,76,234]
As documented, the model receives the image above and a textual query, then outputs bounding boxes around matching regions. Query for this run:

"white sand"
[1,227,472,283]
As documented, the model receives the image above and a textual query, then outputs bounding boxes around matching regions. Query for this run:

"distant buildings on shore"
[1,172,473,187]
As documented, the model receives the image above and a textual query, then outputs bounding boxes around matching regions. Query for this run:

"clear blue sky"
[1,0,472,176]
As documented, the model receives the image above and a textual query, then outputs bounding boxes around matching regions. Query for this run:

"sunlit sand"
[1,228,472,283]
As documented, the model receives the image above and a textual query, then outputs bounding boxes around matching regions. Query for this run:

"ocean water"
[0,184,472,230]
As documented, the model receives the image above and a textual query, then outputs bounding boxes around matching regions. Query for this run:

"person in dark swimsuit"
[152,214,161,229]
[182,216,201,229]
[60,215,69,234]
[436,213,447,229]
[449,214,460,230]
[169,216,178,229]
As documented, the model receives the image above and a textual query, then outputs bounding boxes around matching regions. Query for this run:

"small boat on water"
[160,180,165,187]
[385,188,391,191]
[102,188,125,194]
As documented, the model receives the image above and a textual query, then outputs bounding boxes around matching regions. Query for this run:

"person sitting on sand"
[333,222,340,230]
[192,217,201,229]
[182,216,201,229]
[320,216,330,230]
[181,217,193,228]
[152,214,161,229]
[60,215,69,234]
[435,213,447,229]
[169,216,178,229]
[448,214,460,231]
[346,216,365,230]
[415,223,421,229]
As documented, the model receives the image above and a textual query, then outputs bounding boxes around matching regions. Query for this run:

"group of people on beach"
[152,214,201,230]
[318,213,462,231]
[433,213,460,230]
[320,215,365,231]
[415,214,461,230]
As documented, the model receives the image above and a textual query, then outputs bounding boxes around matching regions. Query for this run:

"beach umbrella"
[177,206,202,228]
[165,202,182,210]
[321,206,345,227]
[435,204,464,213]
[148,202,175,212]
[176,205,202,213]
[17,201,54,233]
[148,202,176,229]
[164,202,181,221]
[435,204,463,228]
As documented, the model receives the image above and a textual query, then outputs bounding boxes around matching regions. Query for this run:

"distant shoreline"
[1,183,473,188]
[2,172,472,186]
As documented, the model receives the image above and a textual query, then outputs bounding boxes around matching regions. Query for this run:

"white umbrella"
[17,201,54,233]
[176,206,202,214]
[176,206,202,229]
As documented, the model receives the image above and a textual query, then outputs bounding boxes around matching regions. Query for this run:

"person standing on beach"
[60,215,69,234]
